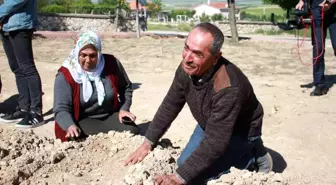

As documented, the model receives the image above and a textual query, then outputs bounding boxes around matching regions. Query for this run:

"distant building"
[192,1,241,20]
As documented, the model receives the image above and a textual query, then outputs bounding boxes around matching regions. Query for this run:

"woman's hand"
[119,110,136,123]
[66,125,81,138]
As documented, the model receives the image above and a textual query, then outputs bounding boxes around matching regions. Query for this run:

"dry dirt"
[0,35,336,185]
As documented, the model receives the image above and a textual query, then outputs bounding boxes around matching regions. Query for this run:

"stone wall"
[37,13,135,32]
[37,13,279,34]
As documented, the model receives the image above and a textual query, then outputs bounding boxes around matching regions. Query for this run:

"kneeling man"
[125,22,272,185]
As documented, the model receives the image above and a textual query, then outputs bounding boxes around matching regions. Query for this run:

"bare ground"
[0,35,336,184]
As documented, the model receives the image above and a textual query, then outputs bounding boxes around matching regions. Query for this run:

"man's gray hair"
[193,22,224,55]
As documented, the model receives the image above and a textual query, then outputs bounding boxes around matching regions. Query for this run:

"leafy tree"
[211,13,223,21]
[262,0,298,10]
[147,0,163,17]
[199,12,211,22]
[98,0,129,11]
[171,9,196,19]
[37,0,50,11]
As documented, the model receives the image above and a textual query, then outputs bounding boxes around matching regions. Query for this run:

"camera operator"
[296,0,336,96]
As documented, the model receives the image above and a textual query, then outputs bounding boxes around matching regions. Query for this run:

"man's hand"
[295,0,304,10]
[124,140,152,166]
[154,174,183,185]
[66,125,81,138]
[319,0,334,11]
[119,110,136,123]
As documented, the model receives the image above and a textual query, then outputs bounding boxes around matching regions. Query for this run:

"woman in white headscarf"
[53,31,139,142]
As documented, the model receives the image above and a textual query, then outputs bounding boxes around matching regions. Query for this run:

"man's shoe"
[0,110,28,123]
[16,111,45,128]
[310,86,329,96]
[300,82,314,88]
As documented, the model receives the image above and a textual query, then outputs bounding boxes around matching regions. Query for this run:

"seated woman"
[53,31,139,142]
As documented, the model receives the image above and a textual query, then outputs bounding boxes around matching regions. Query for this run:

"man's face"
[182,28,220,76]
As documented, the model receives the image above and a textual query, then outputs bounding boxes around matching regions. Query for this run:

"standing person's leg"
[328,18,336,56]
[310,7,329,96]
[0,31,29,123]
[9,29,44,128]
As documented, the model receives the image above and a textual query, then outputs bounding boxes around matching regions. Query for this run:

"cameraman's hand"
[319,0,327,7]
[296,0,304,10]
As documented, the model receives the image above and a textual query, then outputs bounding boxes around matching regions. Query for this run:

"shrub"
[40,4,68,13]
[211,13,223,21]
[199,13,210,22]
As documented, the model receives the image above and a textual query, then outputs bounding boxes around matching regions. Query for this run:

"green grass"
[253,28,330,39]
[148,24,177,31]
[148,23,193,32]
[241,5,286,17]
[254,28,312,37]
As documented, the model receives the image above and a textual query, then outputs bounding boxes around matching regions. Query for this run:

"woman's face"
[78,45,98,71]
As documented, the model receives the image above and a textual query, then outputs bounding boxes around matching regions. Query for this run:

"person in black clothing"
[297,0,336,96]
[124,23,272,185]
[0,0,44,128]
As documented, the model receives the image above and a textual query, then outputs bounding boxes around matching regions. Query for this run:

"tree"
[200,12,211,22]
[37,0,50,10]
[262,0,297,10]
[147,0,162,18]
[228,0,239,43]
[211,13,224,21]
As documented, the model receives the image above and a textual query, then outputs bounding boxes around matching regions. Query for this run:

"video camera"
[278,0,333,31]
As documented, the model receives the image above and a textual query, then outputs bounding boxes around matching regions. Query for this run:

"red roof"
[128,0,153,10]
[128,1,146,10]
[209,2,228,9]
[193,2,232,10]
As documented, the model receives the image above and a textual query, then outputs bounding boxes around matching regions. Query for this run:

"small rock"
[273,173,283,182]
[242,171,252,179]
[0,160,9,167]
[74,171,83,177]
[42,174,48,178]
[51,151,65,164]
[61,142,74,151]
[233,179,246,185]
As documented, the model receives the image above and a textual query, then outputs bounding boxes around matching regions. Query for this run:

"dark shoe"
[16,111,45,128]
[300,82,314,88]
[0,110,28,123]
[310,86,329,96]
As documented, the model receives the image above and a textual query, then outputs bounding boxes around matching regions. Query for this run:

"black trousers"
[78,113,140,136]
[0,29,43,113]
[311,7,336,87]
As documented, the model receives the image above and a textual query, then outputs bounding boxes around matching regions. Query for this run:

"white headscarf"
[62,31,106,105]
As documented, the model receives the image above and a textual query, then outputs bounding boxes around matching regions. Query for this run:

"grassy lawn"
[241,5,286,16]
[148,23,193,32]
[253,27,330,39]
